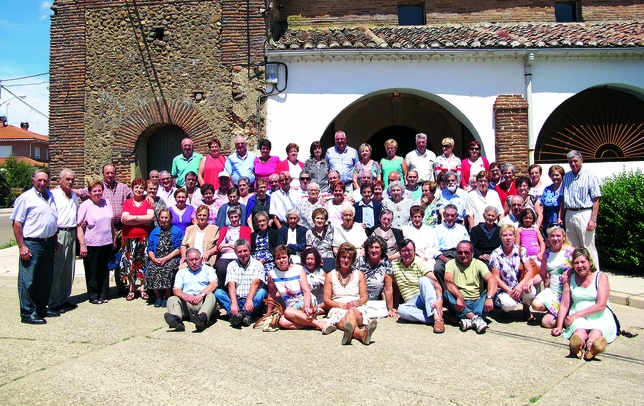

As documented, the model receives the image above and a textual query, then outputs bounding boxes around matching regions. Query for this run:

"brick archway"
[111,100,214,179]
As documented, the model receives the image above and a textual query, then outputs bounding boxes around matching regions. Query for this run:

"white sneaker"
[472,316,488,334]
[459,318,473,332]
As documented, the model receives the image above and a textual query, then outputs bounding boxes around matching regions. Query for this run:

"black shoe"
[191,313,208,332]
[21,315,47,325]
[49,305,68,314]
[60,302,78,310]
[164,312,185,331]
[38,309,61,318]
[242,313,252,327]
[230,311,246,327]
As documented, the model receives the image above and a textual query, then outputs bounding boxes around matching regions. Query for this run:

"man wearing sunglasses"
[443,241,497,334]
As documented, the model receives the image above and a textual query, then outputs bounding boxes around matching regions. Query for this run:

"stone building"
[50,1,644,182]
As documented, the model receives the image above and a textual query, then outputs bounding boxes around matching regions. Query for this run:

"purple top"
[170,205,195,234]
[254,155,281,185]
[77,199,113,246]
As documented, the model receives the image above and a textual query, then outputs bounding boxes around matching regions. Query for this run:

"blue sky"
[0,1,52,134]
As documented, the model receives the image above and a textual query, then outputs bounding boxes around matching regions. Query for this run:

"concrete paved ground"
[0,271,642,405]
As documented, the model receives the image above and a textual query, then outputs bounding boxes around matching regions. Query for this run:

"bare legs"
[278,307,326,331]
[570,328,606,360]
[530,298,557,328]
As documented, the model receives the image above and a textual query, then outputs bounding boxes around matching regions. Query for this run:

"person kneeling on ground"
[214,238,268,327]
[444,241,498,334]
[392,238,445,334]
[164,248,218,332]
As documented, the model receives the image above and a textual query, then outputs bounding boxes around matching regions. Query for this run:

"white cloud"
[39,1,53,20]
[40,1,53,10]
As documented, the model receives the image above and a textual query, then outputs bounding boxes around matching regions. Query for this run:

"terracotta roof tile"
[269,23,644,51]
[0,124,49,142]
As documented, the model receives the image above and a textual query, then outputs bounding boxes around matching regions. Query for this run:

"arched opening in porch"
[535,87,644,163]
[319,90,479,162]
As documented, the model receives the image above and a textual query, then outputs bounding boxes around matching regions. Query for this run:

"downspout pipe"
[525,52,535,165]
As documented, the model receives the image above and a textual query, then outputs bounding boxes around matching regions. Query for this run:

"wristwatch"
[200,293,206,298]
[486,295,493,299]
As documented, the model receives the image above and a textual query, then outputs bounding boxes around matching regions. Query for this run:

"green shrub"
[596,169,644,273]
[0,170,11,208]
[1,155,38,190]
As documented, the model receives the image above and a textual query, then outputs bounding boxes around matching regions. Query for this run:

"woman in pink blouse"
[77,179,116,304]
[254,139,281,187]
[120,178,155,301]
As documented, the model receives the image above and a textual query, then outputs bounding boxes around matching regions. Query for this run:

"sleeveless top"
[564,271,617,343]
[202,155,226,189]
[545,246,573,295]
[330,269,361,303]
[519,227,540,256]
[269,265,304,307]
[381,156,404,188]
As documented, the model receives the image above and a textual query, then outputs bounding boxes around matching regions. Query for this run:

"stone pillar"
[493,94,529,175]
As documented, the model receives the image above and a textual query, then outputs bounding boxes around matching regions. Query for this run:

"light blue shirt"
[358,200,375,228]
[562,167,601,209]
[325,146,359,184]
[436,188,469,220]
[10,188,58,239]
[225,151,257,185]
[435,222,470,254]
[174,264,217,296]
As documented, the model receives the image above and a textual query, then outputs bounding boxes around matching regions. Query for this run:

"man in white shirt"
[50,169,79,314]
[156,170,176,206]
[269,171,303,228]
[405,132,437,182]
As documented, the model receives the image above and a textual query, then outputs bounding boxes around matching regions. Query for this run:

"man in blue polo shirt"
[171,138,203,187]
[325,130,359,192]
[164,248,219,332]
[225,135,256,186]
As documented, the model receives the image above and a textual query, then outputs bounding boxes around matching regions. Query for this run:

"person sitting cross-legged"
[392,238,446,334]
[164,248,219,332]
[444,241,498,334]
[214,238,268,327]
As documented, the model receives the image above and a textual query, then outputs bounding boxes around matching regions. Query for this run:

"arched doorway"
[535,87,644,163]
[139,125,188,176]
[320,91,476,159]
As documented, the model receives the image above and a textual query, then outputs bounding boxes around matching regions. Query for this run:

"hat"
[218,171,230,178]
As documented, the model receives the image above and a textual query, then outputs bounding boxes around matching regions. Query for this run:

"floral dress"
[253,231,274,276]
[120,237,147,284]
[539,184,563,230]
[145,229,179,290]
[421,199,439,227]
[353,256,393,300]
[535,246,573,317]
[353,160,382,182]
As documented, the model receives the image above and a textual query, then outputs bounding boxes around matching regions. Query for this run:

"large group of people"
[10,132,617,356]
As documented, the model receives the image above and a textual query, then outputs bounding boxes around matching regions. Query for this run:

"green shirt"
[445,258,489,301]
[392,257,431,303]
[171,152,203,187]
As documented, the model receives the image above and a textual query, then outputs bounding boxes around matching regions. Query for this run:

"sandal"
[139,288,149,300]
[126,291,135,301]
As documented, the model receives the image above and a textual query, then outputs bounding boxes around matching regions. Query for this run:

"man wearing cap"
[50,168,79,314]
[11,169,60,324]
[172,138,203,187]
[325,130,359,192]
[225,135,256,185]
[212,171,232,214]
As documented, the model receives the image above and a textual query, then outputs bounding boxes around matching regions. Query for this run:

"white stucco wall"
[265,52,644,177]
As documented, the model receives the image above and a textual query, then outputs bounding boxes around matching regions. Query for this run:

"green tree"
[596,169,644,273]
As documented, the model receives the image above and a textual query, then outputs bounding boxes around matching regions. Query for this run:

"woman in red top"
[214,205,252,288]
[121,178,155,301]
[276,143,305,190]
[198,138,226,190]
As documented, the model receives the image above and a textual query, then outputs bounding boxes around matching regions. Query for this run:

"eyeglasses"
[299,177,310,181]
[511,203,523,207]
[457,251,471,255]
[470,147,480,151]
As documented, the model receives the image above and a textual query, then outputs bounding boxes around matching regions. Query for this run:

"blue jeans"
[215,288,268,316]
[18,238,55,317]
[398,277,438,324]
[444,289,490,319]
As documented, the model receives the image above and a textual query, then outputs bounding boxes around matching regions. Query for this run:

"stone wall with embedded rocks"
[50,0,267,182]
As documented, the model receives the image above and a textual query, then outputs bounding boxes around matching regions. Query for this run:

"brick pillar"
[221,0,267,67]
[50,0,87,182]
[493,94,529,175]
